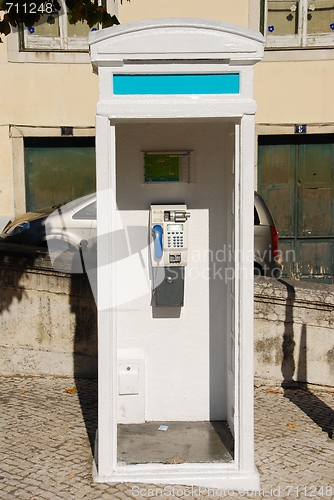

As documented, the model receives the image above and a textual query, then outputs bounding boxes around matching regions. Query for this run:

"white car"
[1,192,281,277]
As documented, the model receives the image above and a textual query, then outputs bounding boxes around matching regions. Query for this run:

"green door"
[258,135,334,283]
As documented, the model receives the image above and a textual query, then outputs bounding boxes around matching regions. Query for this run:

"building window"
[261,0,334,48]
[20,0,102,51]
[24,137,96,211]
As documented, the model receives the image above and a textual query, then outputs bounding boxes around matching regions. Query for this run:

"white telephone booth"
[89,19,263,490]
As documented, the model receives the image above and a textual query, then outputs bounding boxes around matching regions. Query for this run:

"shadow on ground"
[74,378,98,453]
[283,386,334,438]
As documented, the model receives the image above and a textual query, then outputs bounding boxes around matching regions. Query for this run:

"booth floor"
[117,421,234,464]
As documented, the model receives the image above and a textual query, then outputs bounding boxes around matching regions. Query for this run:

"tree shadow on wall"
[279,279,334,439]
[0,242,43,315]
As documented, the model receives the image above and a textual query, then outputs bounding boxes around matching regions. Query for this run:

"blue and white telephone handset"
[152,224,163,261]
[150,205,190,267]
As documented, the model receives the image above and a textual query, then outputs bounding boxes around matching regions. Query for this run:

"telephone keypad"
[167,231,184,248]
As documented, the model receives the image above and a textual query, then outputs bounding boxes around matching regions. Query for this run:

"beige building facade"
[1,0,334,280]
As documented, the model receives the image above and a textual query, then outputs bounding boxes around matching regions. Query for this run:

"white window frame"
[263,0,334,48]
[20,0,115,52]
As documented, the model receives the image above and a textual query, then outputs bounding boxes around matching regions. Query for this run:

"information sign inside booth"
[144,151,191,183]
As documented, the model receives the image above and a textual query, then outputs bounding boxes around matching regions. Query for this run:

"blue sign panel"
[295,124,307,134]
[113,73,240,95]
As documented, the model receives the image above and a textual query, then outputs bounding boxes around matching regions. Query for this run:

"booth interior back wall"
[113,121,236,422]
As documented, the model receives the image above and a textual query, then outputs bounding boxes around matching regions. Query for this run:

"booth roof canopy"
[89,18,264,67]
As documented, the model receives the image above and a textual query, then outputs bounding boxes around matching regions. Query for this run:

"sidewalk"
[1,376,333,499]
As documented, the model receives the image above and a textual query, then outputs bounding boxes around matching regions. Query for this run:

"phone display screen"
[167,224,183,231]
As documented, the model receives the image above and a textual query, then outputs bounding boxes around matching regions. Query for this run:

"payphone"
[150,205,190,306]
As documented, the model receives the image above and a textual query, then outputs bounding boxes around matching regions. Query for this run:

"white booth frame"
[90,19,264,490]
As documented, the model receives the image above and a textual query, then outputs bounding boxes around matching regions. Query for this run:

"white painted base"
[92,460,260,491]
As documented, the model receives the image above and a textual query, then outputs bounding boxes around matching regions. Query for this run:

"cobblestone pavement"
[1,376,333,500]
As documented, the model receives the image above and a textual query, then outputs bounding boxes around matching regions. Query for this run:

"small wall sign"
[295,124,307,134]
[61,126,73,136]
